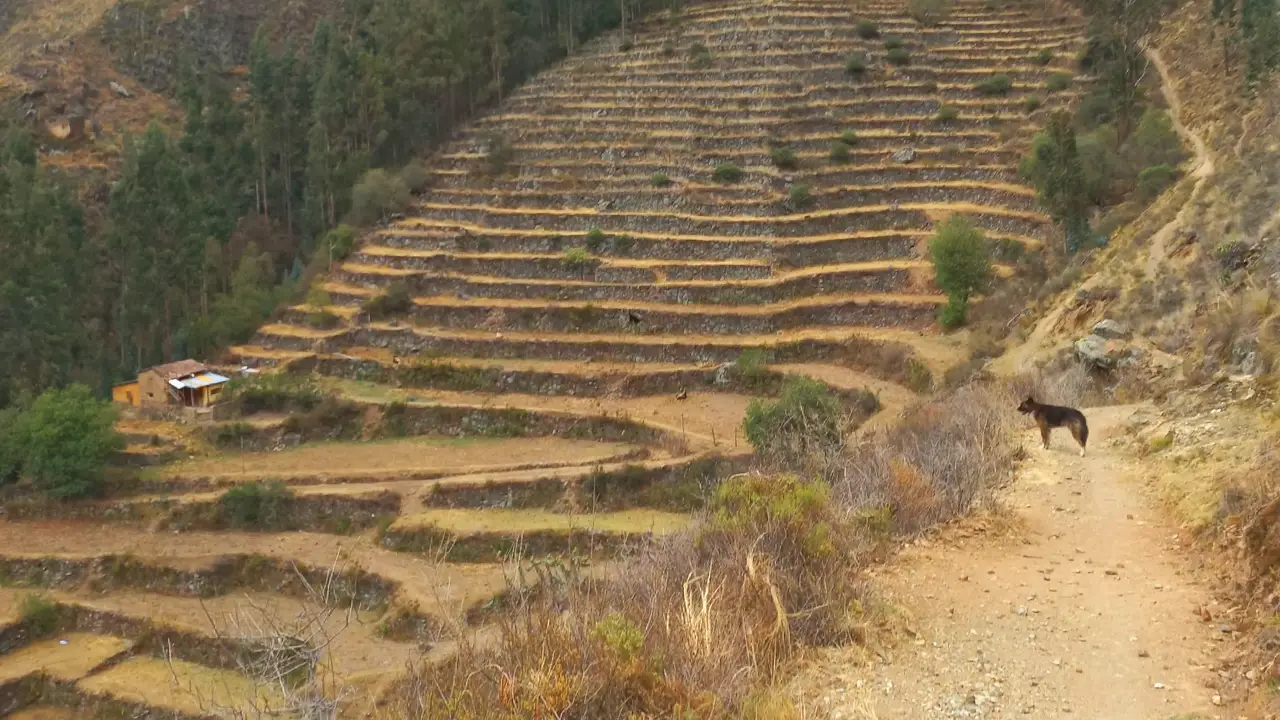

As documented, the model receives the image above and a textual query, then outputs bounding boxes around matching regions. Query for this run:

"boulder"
[1091,319,1130,340]
[891,147,916,164]
[109,81,131,98]
[1074,334,1131,370]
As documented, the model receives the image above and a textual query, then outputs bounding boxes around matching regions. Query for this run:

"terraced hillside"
[0,0,1085,716]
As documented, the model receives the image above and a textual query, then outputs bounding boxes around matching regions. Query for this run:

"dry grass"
[391,508,693,535]
[374,384,1022,718]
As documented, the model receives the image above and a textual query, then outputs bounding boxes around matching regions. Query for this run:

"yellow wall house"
[114,360,230,409]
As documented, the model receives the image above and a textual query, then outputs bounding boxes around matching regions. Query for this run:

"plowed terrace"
[0,0,1083,715]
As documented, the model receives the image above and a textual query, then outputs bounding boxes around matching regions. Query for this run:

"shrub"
[844,52,868,75]
[744,377,847,472]
[213,422,255,447]
[562,246,593,271]
[650,172,671,187]
[883,36,905,50]
[1129,108,1185,169]
[1137,163,1178,200]
[934,104,959,123]
[219,481,294,529]
[855,20,880,38]
[788,183,813,208]
[974,74,1013,95]
[14,385,124,500]
[305,309,341,329]
[1023,96,1043,113]
[886,47,911,66]
[660,40,675,56]
[362,280,413,320]
[1035,48,1054,65]
[939,293,969,328]
[322,224,358,262]
[689,42,712,67]
[20,593,60,637]
[306,286,332,308]
[734,348,769,383]
[908,0,949,25]
[482,132,514,175]
[927,215,992,321]
[398,161,430,193]
[224,374,323,415]
[769,146,798,169]
[585,227,607,252]
[713,163,744,183]
[349,168,410,226]
[905,358,933,393]
[829,142,852,163]
[1045,72,1072,93]
[838,129,859,146]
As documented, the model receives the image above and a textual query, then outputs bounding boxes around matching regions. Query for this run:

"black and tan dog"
[1017,397,1089,456]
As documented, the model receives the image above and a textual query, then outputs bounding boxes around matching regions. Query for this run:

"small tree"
[1021,111,1092,251]
[15,385,124,500]
[743,377,847,471]
[927,215,992,326]
[349,169,410,226]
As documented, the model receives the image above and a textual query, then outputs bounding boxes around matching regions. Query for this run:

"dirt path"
[1144,47,1214,280]
[799,405,1222,719]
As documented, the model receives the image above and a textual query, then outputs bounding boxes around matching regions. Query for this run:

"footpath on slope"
[797,405,1225,719]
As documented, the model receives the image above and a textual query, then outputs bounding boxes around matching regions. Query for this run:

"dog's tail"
[1071,412,1089,449]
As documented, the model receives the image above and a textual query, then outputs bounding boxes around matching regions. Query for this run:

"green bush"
[829,142,852,163]
[856,20,881,38]
[1077,124,1120,204]
[974,74,1013,95]
[225,374,323,415]
[845,52,868,75]
[905,358,933,393]
[585,227,607,253]
[305,309,341,329]
[927,215,992,312]
[934,104,959,123]
[20,593,60,637]
[362,280,413,320]
[1035,48,1054,65]
[734,349,769,384]
[1137,163,1178,200]
[1045,72,1072,93]
[562,246,593,271]
[743,377,846,469]
[349,168,410,225]
[219,481,294,529]
[908,0,949,25]
[12,385,124,500]
[712,163,744,183]
[1129,108,1185,169]
[1023,96,1043,113]
[788,183,813,208]
[938,293,969,328]
[322,224,358,261]
[883,36,905,50]
[592,612,645,663]
[650,172,671,187]
[688,42,712,67]
[886,47,911,66]
[398,161,430,193]
[483,132,514,175]
[769,146,798,169]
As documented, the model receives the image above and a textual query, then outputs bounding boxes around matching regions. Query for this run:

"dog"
[1017,396,1089,456]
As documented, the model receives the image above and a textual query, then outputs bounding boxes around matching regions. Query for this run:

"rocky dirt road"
[799,405,1226,719]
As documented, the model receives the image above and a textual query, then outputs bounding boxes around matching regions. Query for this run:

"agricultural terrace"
[0,0,1083,715]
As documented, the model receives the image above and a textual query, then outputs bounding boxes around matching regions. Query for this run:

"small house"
[115,360,230,410]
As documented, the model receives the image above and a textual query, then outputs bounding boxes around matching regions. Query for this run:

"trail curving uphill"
[797,406,1222,719]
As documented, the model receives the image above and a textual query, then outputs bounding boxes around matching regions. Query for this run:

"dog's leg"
[1039,423,1050,450]
[1070,421,1086,457]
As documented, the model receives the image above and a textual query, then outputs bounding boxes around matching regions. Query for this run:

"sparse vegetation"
[974,74,1013,95]
[883,36,905,50]
[856,20,881,38]
[770,146,799,169]
[829,142,852,163]
[650,172,671,187]
[483,132,514,175]
[713,163,744,183]
[886,47,912,66]
[585,227,608,252]
[1035,48,1054,65]
[839,128,859,146]
[1023,96,1044,113]
[688,42,712,67]
[219,481,295,529]
[1137,163,1178,200]
[935,104,960,123]
[20,593,61,637]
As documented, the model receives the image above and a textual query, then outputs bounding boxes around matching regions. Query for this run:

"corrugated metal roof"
[167,373,230,390]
